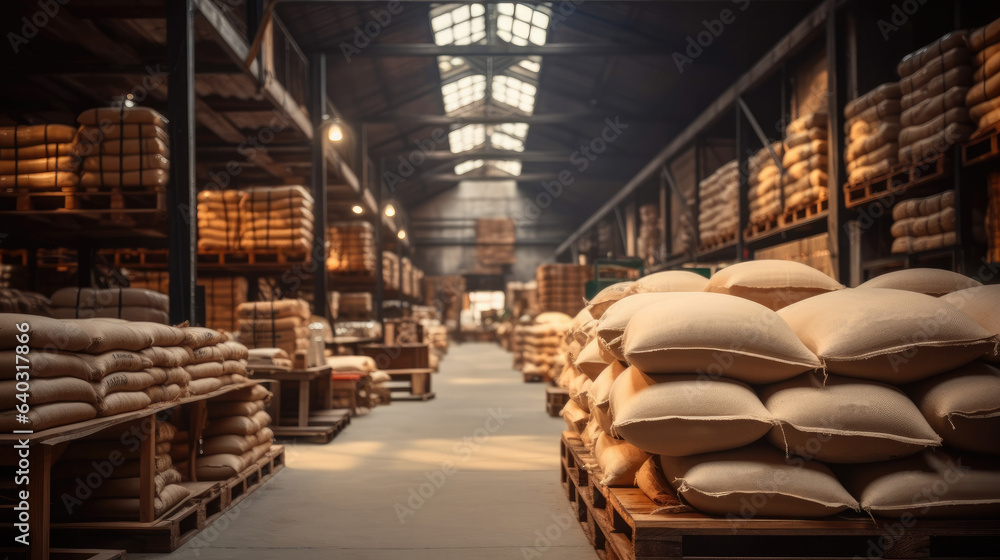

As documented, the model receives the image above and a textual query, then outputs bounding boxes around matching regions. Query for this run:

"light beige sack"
[597,293,678,362]
[594,433,649,486]
[907,362,1000,455]
[586,282,633,319]
[778,288,995,382]
[941,285,1000,363]
[0,314,93,352]
[760,373,941,463]
[704,260,844,310]
[0,377,98,408]
[574,338,609,380]
[659,442,859,517]
[634,457,693,511]
[626,270,708,295]
[589,361,628,416]
[857,268,981,296]
[623,293,821,384]
[561,399,589,433]
[612,374,775,456]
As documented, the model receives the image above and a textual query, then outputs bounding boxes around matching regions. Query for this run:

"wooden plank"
[139,417,156,523]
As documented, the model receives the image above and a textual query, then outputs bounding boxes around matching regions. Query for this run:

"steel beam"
[324,43,670,57]
[310,53,330,318]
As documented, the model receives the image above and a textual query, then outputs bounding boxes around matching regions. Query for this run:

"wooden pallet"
[559,432,1000,560]
[524,372,545,383]
[844,155,949,209]
[696,232,736,255]
[272,409,351,444]
[51,445,285,553]
[963,124,1000,167]
[0,188,165,213]
[546,386,570,417]
[746,196,829,240]
[198,250,310,267]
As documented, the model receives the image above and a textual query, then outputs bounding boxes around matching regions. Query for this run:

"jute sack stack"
[781,113,829,211]
[896,32,975,163]
[965,17,1000,136]
[857,268,981,297]
[238,186,315,253]
[401,257,414,297]
[199,276,248,332]
[907,362,1000,455]
[889,190,958,253]
[844,83,901,185]
[125,270,170,296]
[536,264,592,316]
[748,141,786,225]
[327,221,376,274]
[196,383,274,481]
[338,292,373,320]
[585,282,632,320]
[76,107,170,189]
[0,288,52,315]
[991,172,1000,263]
[197,190,244,251]
[941,285,1000,363]
[236,299,310,357]
[703,260,844,311]
[50,287,171,324]
[636,203,661,267]
[698,160,739,247]
[383,251,400,290]
[183,327,250,395]
[522,314,571,381]
[0,123,80,190]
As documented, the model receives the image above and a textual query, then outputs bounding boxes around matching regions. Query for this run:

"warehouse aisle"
[133,342,595,560]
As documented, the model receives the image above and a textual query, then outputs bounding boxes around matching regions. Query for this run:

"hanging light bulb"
[384,204,396,217]
[327,122,344,142]
[397,229,406,240]
[351,205,363,214]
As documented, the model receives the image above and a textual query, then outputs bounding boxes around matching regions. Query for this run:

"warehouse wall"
[410,180,574,282]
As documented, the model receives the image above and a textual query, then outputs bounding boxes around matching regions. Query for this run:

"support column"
[735,104,748,261]
[310,53,329,318]
[167,0,197,324]
[827,2,852,284]
[375,156,386,326]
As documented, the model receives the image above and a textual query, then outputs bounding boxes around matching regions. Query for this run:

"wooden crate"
[359,343,431,370]
[546,387,570,417]
[844,155,949,209]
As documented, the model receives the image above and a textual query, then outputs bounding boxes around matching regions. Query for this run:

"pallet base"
[963,124,1000,166]
[559,432,1000,560]
[524,373,545,383]
[51,445,285,553]
[391,391,436,402]
[844,155,949,209]
[273,408,351,444]
[546,386,570,417]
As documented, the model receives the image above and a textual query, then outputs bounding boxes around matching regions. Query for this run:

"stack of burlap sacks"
[412,268,424,301]
[967,18,1000,137]
[476,218,516,266]
[191,384,274,481]
[636,203,660,267]
[327,221,376,275]
[383,251,400,291]
[898,32,975,163]
[845,84,901,184]
[890,190,957,253]
[990,172,1000,263]
[53,419,190,520]
[76,107,170,191]
[125,270,170,296]
[201,276,249,333]
[0,289,51,315]
[747,142,785,226]
[697,160,739,248]
[558,262,1000,519]
[0,124,79,190]
[536,264,591,317]
[197,190,243,251]
[519,312,572,381]
[338,292,374,320]
[197,186,314,253]
[0,316,251,432]
[235,299,310,358]
[401,257,413,298]
[781,113,829,211]
[50,287,170,324]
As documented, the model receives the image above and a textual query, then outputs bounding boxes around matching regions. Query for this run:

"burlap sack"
[66,318,155,353]
[622,293,821,383]
[760,372,941,463]
[188,377,224,395]
[659,442,859,517]
[580,416,601,448]
[899,123,975,163]
[51,306,170,324]
[941,285,1000,363]
[97,391,153,416]
[218,340,249,361]
[196,453,246,481]
[785,112,828,135]
[574,338,610,380]
[93,369,166,398]
[202,434,256,456]
[904,66,974,111]
[205,414,261,437]
[209,399,265,419]
[892,190,954,220]
[594,433,649,486]
[594,294,684,361]
[236,299,309,320]
[968,17,1000,53]
[88,137,169,157]
[898,107,972,148]
[82,153,169,172]
[777,288,995,382]
[845,122,901,162]
[561,399,589,433]
[0,124,77,147]
[587,282,633,319]
[80,168,168,188]
[0,376,98,408]
[189,344,223,365]
[970,95,1000,123]
[785,127,828,149]
[182,327,227,349]
[704,260,843,311]
[212,383,271,403]
[901,85,970,128]
[0,314,93,352]
[908,362,1000,455]
[570,373,592,412]
[77,106,167,127]
[222,360,248,376]
[0,156,79,174]
[845,100,902,132]
[838,449,1000,517]
[140,346,194,368]
[78,123,168,142]
[897,32,968,78]
[634,457,693,512]
[900,47,971,96]
[857,269,981,297]
[186,361,225,380]
[845,83,901,120]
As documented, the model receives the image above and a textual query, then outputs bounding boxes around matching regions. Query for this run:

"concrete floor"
[133,342,596,560]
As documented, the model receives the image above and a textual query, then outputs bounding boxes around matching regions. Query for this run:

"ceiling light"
[351,205,363,214]
[384,204,396,217]
[327,122,344,142]
[397,229,407,240]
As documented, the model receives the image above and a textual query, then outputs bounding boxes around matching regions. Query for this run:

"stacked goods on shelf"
[781,112,828,211]
[248,347,293,370]
[195,384,274,481]
[0,315,200,431]
[897,32,975,163]
[966,17,1000,136]
[747,141,785,225]
[476,218,516,266]
[697,160,739,247]
[506,280,538,318]
[511,321,530,370]
[844,83,901,184]
[0,289,51,315]
[200,276,248,332]
[183,326,251,395]
[52,420,190,520]
[521,312,573,381]
[401,257,413,298]
[76,107,170,191]
[636,203,660,267]
[338,292,374,320]
[990,171,1000,263]
[536,264,592,316]
[50,287,170,324]
[240,186,314,253]
[383,251,400,291]
[0,124,80,191]
[412,268,424,301]
[577,262,1000,519]
[235,299,310,357]
[197,190,243,251]
[125,270,170,296]
[889,190,957,253]
[327,221,375,275]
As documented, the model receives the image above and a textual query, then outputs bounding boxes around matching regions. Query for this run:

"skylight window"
[455,159,485,175]
[442,75,486,113]
[497,3,550,46]
[494,160,522,176]
[432,4,487,46]
[493,75,536,114]
[490,123,528,152]
[449,124,487,153]
[518,59,541,74]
